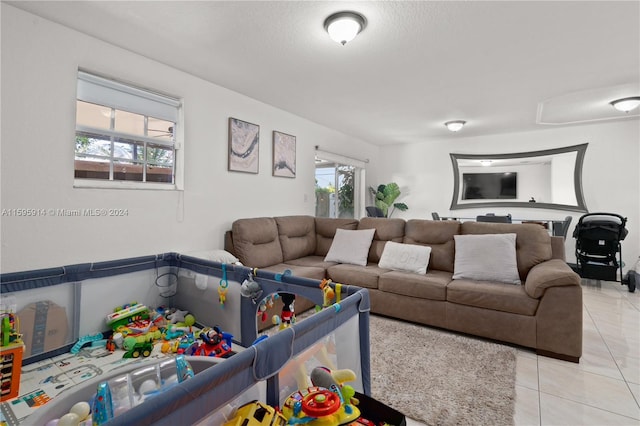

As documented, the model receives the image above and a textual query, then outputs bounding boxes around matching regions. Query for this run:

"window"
[315,150,366,219]
[74,71,182,189]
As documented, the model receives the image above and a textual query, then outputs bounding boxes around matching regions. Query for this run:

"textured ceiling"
[8,1,640,145]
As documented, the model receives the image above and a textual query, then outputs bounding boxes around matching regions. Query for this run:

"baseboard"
[536,348,580,363]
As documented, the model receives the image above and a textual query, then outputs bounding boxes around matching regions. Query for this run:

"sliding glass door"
[315,152,365,219]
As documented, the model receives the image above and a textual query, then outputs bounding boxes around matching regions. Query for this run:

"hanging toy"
[273,293,296,330]
[218,264,229,307]
[240,269,263,304]
[319,279,335,309]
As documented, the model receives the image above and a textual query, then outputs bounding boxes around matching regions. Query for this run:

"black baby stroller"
[573,212,634,292]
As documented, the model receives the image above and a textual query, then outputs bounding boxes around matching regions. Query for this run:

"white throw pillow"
[378,241,431,274]
[453,233,521,284]
[324,228,376,266]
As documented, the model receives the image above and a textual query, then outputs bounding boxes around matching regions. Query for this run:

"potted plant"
[369,182,408,217]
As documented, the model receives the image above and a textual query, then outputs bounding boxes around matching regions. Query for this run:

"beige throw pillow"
[453,233,521,284]
[324,228,376,266]
[378,241,431,274]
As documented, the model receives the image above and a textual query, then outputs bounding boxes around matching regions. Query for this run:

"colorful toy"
[1,313,22,347]
[219,264,229,306]
[272,293,295,330]
[106,303,150,331]
[319,279,335,309]
[281,386,360,425]
[70,332,104,354]
[256,294,276,323]
[122,339,153,359]
[192,326,233,358]
[281,366,362,425]
[223,400,287,426]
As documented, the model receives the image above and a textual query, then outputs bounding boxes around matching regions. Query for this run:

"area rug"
[369,315,517,425]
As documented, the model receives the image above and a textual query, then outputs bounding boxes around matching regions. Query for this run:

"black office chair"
[431,212,441,220]
[366,206,386,217]
[476,213,512,223]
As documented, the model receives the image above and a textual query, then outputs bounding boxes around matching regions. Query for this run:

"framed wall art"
[272,131,296,178]
[228,117,260,174]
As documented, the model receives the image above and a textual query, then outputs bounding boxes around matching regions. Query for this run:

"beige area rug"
[369,315,517,425]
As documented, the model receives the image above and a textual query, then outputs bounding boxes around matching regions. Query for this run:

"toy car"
[122,341,153,358]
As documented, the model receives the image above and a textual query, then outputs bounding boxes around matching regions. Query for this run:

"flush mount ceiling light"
[445,120,466,132]
[324,11,366,45]
[610,96,640,113]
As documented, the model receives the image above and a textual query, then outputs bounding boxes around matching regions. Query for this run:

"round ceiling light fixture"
[609,96,640,113]
[324,11,366,45]
[445,120,466,132]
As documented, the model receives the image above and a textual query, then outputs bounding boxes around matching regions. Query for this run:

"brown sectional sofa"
[225,215,583,362]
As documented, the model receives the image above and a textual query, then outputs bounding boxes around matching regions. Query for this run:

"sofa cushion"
[232,217,284,268]
[285,255,339,269]
[314,218,359,256]
[461,222,552,280]
[404,219,461,272]
[326,263,389,290]
[275,216,317,261]
[324,228,376,266]
[378,241,431,274]
[357,217,406,263]
[453,233,521,284]
[447,279,539,316]
[378,270,452,301]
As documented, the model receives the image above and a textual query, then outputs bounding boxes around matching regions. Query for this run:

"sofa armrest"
[524,259,580,299]
[224,230,235,256]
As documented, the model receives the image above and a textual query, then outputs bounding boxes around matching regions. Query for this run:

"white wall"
[0,5,380,273]
[2,5,638,275]
[378,120,640,267]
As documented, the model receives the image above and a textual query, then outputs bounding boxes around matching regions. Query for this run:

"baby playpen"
[1,253,372,425]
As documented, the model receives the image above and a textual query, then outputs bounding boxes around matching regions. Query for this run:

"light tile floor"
[406,279,640,426]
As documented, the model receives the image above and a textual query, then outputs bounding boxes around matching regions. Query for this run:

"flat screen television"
[462,172,517,200]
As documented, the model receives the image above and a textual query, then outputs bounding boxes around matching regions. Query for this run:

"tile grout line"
[584,282,640,412]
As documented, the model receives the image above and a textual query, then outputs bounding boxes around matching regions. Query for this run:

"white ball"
[57,412,81,426]
[69,402,91,421]
[138,379,158,395]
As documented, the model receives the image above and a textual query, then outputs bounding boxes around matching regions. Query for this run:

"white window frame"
[74,70,184,190]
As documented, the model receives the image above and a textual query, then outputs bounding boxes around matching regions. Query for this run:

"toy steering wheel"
[301,389,341,417]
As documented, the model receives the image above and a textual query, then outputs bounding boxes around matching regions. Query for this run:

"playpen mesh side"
[104,288,370,426]
[1,254,371,425]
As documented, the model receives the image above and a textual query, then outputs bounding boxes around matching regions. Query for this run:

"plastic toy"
[219,264,229,306]
[70,332,104,354]
[281,385,360,425]
[223,400,287,426]
[192,326,232,358]
[1,313,22,347]
[319,279,335,308]
[122,340,153,359]
[106,303,150,331]
[281,366,362,425]
[272,293,295,330]
[256,294,276,322]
